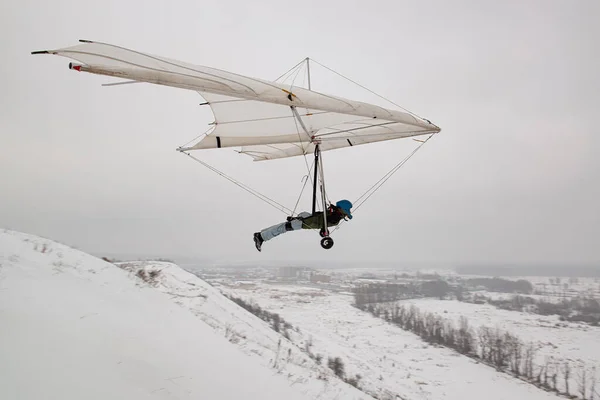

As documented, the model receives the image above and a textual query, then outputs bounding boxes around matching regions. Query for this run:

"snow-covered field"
[400,298,600,391]
[402,298,600,363]
[0,229,364,400]
[222,282,567,400]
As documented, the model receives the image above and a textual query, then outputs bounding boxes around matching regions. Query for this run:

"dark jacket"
[300,206,346,230]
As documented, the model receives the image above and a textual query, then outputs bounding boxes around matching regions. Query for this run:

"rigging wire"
[181,151,292,216]
[291,160,314,216]
[329,132,437,234]
[310,59,427,121]
[178,126,214,149]
[300,59,308,90]
[353,133,436,211]
[292,114,314,182]
[288,62,305,93]
[273,57,309,83]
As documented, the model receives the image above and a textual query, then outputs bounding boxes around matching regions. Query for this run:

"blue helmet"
[335,200,353,219]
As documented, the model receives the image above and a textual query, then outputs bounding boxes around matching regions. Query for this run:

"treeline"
[300,338,364,391]
[466,277,533,294]
[467,294,600,326]
[457,265,600,277]
[353,280,450,305]
[353,278,534,307]
[360,302,599,399]
[228,295,368,393]
[225,294,295,339]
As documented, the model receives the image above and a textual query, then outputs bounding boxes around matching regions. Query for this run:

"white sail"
[33,40,440,160]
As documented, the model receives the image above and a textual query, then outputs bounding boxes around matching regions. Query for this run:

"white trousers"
[260,212,311,241]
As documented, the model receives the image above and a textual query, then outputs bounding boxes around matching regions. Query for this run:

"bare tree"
[523,342,536,379]
[443,320,456,349]
[505,333,523,376]
[395,305,404,326]
[328,356,345,379]
[563,362,572,396]
[405,305,416,331]
[478,327,492,362]
[491,328,508,370]
[304,335,313,355]
[424,313,436,342]
[549,360,559,391]
[542,358,552,388]
[455,316,475,355]
[383,308,390,322]
[578,362,588,400]
[536,364,546,385]
[271,313,281,332]
[590,366,596,400]
[315,354,323,365]
[272,339,282,369]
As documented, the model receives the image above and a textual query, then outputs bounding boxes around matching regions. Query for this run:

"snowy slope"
[0,229,310,400]
[116,260,373,400]
[223,283,568,400]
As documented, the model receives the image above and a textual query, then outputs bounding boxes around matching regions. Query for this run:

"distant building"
[310,273,331,283]
[278,266,307,279]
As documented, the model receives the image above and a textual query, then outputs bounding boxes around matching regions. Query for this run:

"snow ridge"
[115,260,373,400]
[0,229,368,400]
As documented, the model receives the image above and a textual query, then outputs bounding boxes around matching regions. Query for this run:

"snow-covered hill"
[0,229,322,400]
[113,260,372,400]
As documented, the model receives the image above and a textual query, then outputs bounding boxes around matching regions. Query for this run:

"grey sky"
[1,0,598,267]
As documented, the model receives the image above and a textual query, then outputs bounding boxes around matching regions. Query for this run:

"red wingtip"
[68,62,82,71]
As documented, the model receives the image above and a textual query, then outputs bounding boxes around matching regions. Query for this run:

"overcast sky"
[1,0,598,267]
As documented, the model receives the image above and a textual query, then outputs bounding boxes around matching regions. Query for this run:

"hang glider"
[32,40,441,249]
[32,40,439,160]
